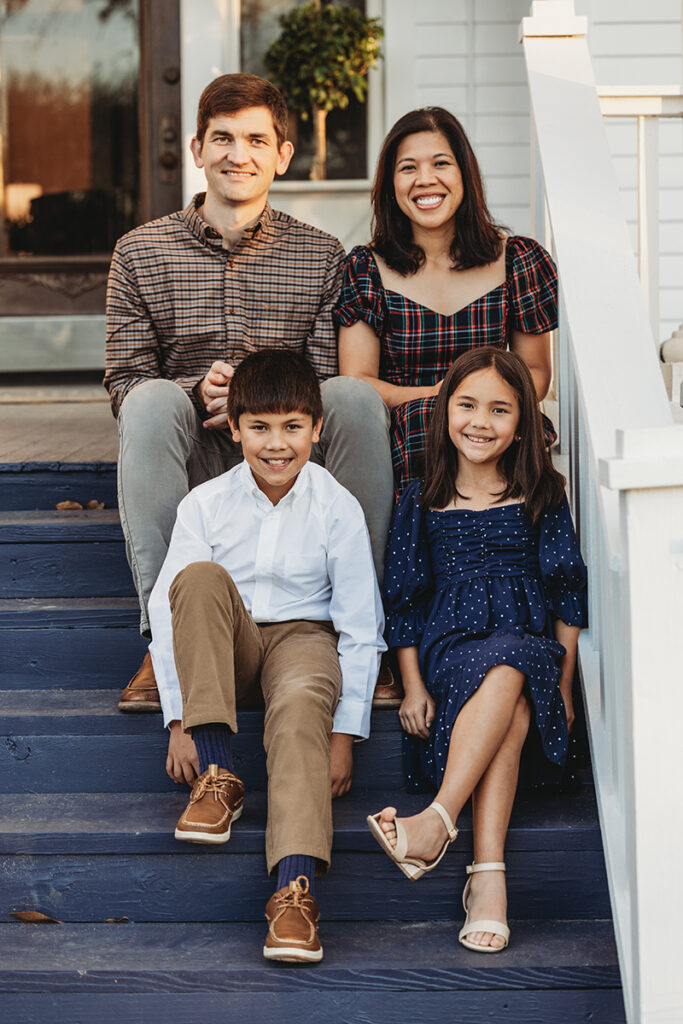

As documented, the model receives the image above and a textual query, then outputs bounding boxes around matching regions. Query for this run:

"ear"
[228,418,240,443]
[312,416,323,443]
[275,139,294,177]
[190,136,205,170]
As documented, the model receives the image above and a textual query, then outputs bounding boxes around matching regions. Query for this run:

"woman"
[335,107,557,494]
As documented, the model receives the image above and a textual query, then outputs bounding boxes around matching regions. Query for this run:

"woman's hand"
[561,689,575,733]
[399,686,436,739]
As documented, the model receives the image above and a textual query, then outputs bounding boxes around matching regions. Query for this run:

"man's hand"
[196,360,235,430]
[330,732,354,799]
[166,719,199,785]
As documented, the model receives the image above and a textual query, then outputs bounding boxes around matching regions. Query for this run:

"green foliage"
[264,1,383,119]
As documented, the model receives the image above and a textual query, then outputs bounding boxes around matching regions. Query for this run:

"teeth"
[415,196,443,207]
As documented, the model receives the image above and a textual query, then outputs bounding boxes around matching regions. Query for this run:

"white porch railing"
[521,4,683,1023]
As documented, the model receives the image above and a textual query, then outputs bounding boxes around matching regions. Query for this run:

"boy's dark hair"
[371,106,505,274]
[196,73,288,147]
[227,348,323,425]
[422,347,565,526]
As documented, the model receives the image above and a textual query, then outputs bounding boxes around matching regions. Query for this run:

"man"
[104,73,393,711]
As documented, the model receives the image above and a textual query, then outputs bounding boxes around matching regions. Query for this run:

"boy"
[148,348,386,962]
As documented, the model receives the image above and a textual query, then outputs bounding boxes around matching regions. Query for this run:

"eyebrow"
[396,151,453,165]
[458,394,514,407]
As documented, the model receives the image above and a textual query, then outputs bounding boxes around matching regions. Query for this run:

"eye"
[285,423,302,431]
[457,401,474,410]
[492,407,509,415]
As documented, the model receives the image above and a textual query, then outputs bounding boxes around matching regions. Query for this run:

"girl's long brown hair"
[422,348,565,526]
[371,107,505,275]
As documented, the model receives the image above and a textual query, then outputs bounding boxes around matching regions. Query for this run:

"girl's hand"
[562,691,575,733]
[399,689,436,739]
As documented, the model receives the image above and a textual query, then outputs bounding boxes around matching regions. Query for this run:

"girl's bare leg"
[462,694,531,949]
[378,665,525,861]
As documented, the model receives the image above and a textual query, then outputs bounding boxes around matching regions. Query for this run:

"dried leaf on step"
[55,500,83,510]
[10,911,62,924]
[86,499,106,510]
[105,917,130,924]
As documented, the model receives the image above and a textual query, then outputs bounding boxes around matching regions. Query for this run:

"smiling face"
[230,409,322,505]
[447,367,520,469]
[190,106,293,211]
[393,129,464,234]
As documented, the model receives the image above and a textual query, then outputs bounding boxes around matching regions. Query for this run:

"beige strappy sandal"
[458,861,510,952]
[366,801,458,881]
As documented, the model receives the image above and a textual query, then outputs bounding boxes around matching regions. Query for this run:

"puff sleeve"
[334,245,388,336]
[539,496,588,627]
[383,480,434,647]
[507,236,558,335]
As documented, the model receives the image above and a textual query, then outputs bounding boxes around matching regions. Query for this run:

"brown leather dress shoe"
[263,876,322,963]
[175,764,245,844]
[372,653,403,704]
[118,651,161,712]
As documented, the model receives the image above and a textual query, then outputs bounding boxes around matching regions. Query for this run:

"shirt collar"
[182,193,274,249]
[238,459,311,510]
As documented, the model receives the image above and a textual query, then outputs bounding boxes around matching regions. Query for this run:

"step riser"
[0,468,118,512]
[0,990,627,1023]
[0,733,405,793]
[1,544,132,598]
[1,850,611,923]
[2,629,147,688]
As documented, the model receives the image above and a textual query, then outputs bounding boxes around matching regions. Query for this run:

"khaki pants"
[169,561,343,873]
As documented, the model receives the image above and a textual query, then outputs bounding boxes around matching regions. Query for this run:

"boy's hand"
[166,720,199,785]
[330,732,354,799]
[399,688,436,739]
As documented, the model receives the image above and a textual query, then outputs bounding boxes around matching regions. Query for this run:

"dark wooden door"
[0,0,181,321]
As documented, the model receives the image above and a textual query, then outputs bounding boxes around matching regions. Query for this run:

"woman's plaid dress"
[334,236,558,494]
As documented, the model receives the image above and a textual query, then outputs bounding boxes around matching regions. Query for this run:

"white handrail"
[521,4,683,1023]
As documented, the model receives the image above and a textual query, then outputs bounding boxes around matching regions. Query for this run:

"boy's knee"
[170,560,231,601]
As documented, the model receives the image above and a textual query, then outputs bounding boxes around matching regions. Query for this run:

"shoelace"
[273,876,312,909]
[190,770,241,804]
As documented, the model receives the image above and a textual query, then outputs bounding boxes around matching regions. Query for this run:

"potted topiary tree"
[264,0,383,181]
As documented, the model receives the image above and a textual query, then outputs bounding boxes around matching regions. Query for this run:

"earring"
[514,434,521,442]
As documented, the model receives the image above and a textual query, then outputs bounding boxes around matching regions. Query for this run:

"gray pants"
[117,376,394,636]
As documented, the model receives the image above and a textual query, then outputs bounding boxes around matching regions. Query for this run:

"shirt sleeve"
[539,496,588,627]
[507,236,559,335]
[326,492,387,740]
[334,246,388,336]
[304,238,345,380]
[104,241,205,418]
[383,480,434,648]
[148,492,213,727]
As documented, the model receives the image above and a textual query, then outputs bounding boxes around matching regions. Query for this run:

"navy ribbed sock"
[192,723,234,774]
[277,855,317,897]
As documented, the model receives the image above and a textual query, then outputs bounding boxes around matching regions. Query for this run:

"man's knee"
[119,379,196,440]
[321,376,390,433]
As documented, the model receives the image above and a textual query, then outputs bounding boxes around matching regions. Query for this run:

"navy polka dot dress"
[384,481,588,790]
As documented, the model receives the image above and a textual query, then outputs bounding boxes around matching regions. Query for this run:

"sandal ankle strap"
[429,801,458,842]
[466,861,506,875]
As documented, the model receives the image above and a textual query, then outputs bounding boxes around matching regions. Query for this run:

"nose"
[415,161,437,186]
[227,138,249,165]
[265,429,287,449]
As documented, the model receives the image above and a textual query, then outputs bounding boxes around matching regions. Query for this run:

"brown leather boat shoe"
[372,654,403,704]
[175,764,245,844]
[263,876,322,963]
[118,651,161,712]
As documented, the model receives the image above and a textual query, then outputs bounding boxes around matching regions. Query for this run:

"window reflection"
[0,0,140,257]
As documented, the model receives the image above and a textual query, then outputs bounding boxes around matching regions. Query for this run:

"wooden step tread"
[0,788,603,855]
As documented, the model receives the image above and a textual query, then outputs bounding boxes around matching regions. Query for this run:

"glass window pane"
[240,0,368,181]
[0,0,140,257]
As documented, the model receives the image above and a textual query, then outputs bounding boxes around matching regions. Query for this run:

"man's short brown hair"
[196,73,288,147]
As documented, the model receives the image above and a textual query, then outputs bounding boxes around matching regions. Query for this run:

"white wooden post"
[637,115,660,345]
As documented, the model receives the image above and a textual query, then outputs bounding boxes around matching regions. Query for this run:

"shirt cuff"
[333,697,372,741]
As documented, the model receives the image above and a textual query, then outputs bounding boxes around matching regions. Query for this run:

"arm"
[397,646,435,739]
[338,320,441,409]
[510,329,552,401]
[305,240,345,380]
[553,620,580,732]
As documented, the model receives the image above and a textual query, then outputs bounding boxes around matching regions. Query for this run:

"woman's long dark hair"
[422,348,565,526]
[371,107,505,275]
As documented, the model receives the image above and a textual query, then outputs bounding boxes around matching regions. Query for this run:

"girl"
[335,106,557,495]
[367,347,587,953]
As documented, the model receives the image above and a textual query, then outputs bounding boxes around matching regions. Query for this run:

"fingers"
[209,360,235,379]
[202,412,230,430]
[206,395,229,414]
[181,757,197,787]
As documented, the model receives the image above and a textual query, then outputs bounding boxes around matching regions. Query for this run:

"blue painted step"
[0,463,118,511]
[0,921,626,1022]
[0,511,131,598]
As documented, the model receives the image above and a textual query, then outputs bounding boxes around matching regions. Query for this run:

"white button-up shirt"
[148,461,386,739]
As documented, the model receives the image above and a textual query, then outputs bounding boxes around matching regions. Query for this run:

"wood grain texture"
[0,542,133,597]
[0,466,118,512]
[1,627,147,687]
[0,850,610,922]
[0,597,140,627]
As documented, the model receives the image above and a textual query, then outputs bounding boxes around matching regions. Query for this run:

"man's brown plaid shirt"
[104,194,345,417]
